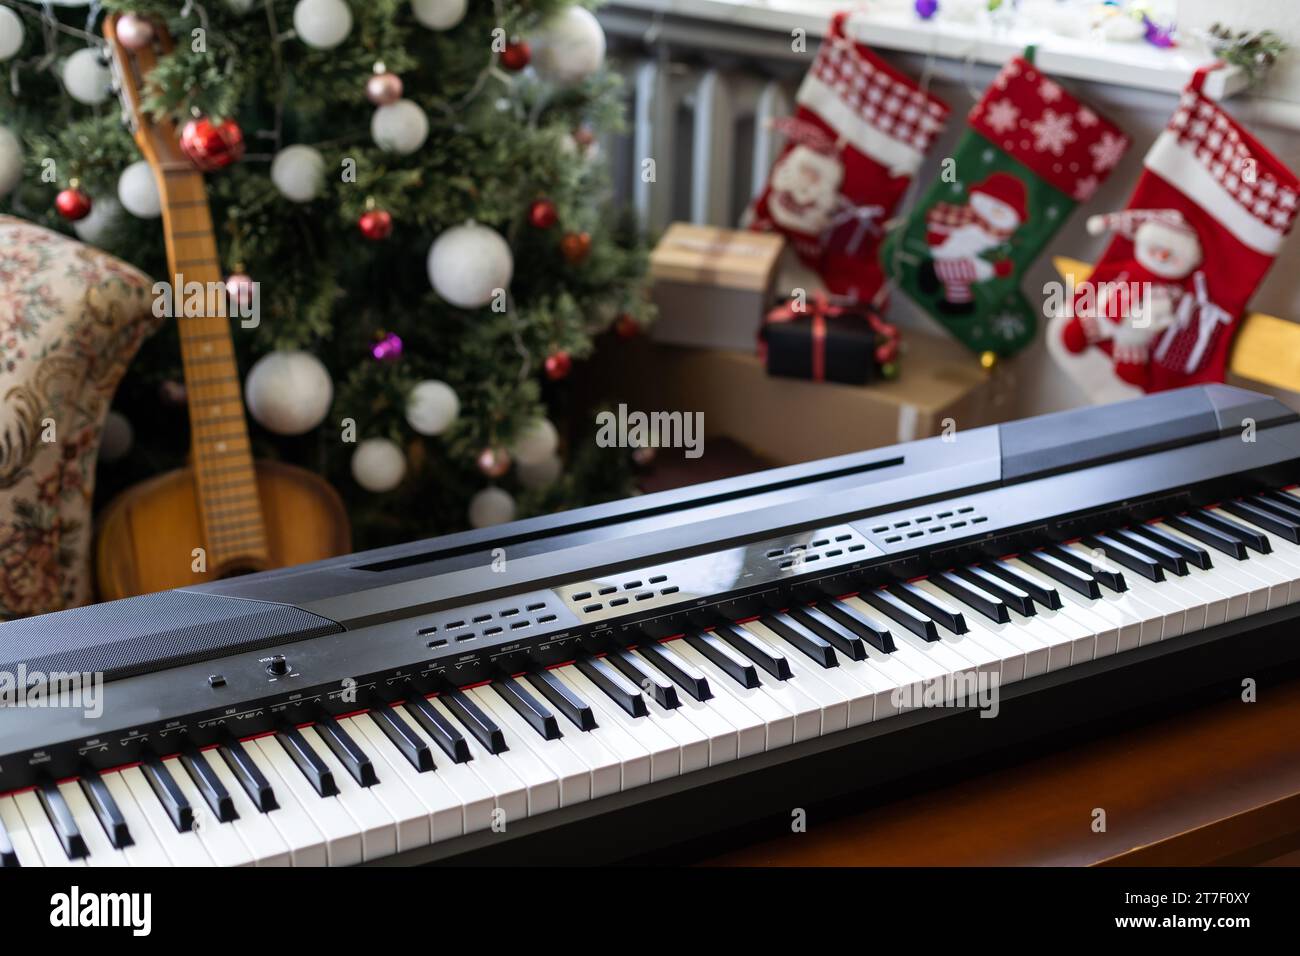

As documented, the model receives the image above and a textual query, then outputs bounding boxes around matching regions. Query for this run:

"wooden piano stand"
[702,674,1300,866]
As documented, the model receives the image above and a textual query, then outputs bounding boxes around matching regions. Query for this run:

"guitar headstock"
[103,13,185,172]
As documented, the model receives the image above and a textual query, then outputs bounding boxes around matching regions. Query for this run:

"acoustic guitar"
[95,13,350,601]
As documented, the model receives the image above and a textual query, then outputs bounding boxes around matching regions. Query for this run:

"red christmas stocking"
[750,11,950,303]
[1059,65,1300,395]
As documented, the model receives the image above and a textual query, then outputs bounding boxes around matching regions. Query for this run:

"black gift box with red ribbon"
[759,294,899,385]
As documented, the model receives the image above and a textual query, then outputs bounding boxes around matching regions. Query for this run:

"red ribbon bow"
[761,292,900,381]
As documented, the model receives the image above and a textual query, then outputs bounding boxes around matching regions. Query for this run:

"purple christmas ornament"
[371,332,404,362]
[915,0,938,20]
[1143,15,1176,49]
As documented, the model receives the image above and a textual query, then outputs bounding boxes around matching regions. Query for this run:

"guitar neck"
[158,165,269,571]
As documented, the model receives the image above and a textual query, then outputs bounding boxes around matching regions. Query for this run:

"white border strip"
[796,73,927,178]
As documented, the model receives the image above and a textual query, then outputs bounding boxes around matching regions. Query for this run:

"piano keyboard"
[6,494,1300,867]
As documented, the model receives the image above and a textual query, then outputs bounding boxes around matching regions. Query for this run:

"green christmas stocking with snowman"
[881,50,1131,357]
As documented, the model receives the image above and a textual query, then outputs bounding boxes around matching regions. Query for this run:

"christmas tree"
[0,0,652,550]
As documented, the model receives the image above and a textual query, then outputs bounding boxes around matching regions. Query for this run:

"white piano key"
[554,665,682,781]
[59,780,128,867]
[120,766,214,867]
[386,704,497,833]
[1203,508,1283,611]
[531,669,653,789]
[198,749,291,866]
[252,735,362,867]
[1059,543,1182,645]
[99,772,172,867]
[14,789,84,867]
[747,620,880,725]
[468,687,590,807]
[299,725,399,861]
[1217,516,1300,602]
[910,581,1026,684]
[1154,522,1251,621]
[652,640,769,757]
[334,716,435,851]
[234,737,328,866]
[632,647,746,764]
[498,676,623,796]
[673,639,798,747]
[349,713,466,844]
[426,695,530,826]
[842,595,955,694]
[1005,559,1120,659]
[0,795,43,867]
[159,755,255,867]
[725,625,827,739]
[638,689,712,774]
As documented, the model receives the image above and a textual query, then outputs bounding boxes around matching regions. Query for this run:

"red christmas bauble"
[560,231,591,264]
[180,116,245,172]
[500,39,531,71]
[543,350,572,381]
[358,209,393,240]
[614,313,640,339]
[528,198,558,230]
[366,71,403,106]
[55,187,92,221]
[476,446,512,478]
[225,272,256,310]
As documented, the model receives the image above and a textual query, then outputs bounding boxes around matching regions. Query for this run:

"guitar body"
[95,461,350,601]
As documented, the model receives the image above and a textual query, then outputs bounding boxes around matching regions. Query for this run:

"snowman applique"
[919,173,1027,314]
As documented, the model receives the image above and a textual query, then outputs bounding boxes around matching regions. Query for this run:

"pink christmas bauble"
[366,71,403,106]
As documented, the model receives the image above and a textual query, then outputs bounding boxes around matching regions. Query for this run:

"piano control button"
[1110,529,1188,576]
[763,612,839,668]
[78,772,133,849]
[1223,499,1300,544]
[685,631,760,689]
[576,655,650,718]
[525,670,599,732]
[313,713,380,788]
[821,600,896,654]
[636,640,713,701]
[276,727,339,798]
[371,706,436,772]
[713,623,794,679]
[788,605,867,660]
[933,571,1011,623]
[956,566,1035,617]
[406,695,474,762]
[1197,509,1271,554]
[889,582,969,633]
[1045,546,1128,593]
[442,689,510,755]
[181,747,239,823]
[986,561,1062,610]
[608,650,681,709]
[493,677,564,739]
[1020,550,1103,598]
[1086,533,1164,582]
[142,757,195,833]
[1167,514,1248,560]
[861,588,940,642]
[37,778,89,861]
[1131,524,1212,570]
[220,737,279,812]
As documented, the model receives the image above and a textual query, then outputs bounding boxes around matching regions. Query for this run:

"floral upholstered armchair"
[0,216,161,619]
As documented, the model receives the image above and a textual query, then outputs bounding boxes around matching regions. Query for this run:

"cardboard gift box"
[649,223,785,351]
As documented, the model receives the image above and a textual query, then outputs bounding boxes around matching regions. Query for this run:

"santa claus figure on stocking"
[919,173,1025,315]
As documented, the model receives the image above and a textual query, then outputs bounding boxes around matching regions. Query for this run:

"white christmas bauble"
[244,350,334,435]
[532,7,606,86]
[517,453,562,491]
[411,0,467,31]
[98,410,134,463]
[117,160,161,218]
[0,6,24,62]
[0,126,22,198]
[426,222,513,308]
[293,0,353,50]
[62,47,112,105]
[270,144,326,202]
[510,418,558,467]
[405,379,460,436]
[370,98,429,155]
[73,197,124,245]
[469,486,516,528]
[351,437,407,492]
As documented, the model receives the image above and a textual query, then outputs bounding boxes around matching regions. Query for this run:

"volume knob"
[266,654,290,677]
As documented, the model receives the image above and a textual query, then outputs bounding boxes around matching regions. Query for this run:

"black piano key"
[860,588,939,642]
[314,714,380,787]
[142,758,194,832]
[442,689,509,754]
[405,695,474,761]
[1221,499,1300,544]
[1167,514,1248,560]
[1044,545,1127,593]
[608,651,681,709]
[525,670,599,731]
[888,581,969,633]
[372,706,435,772]
[79,772,133,849]
[763,612,839,668]
[956,566,1036,616]
[987,561,1063,610]
[685,631,760,689]
[0,811,17,866]
[1112,528,1189,576]
[219,737,279,812]
[276,727,339,797]
[637,641,713,701]
[788,606,867,660]
[933,571,1011,623]
[181,747,238,823]
[494,678,564,738]
[713,623,793,679]
[1085,533,1164,582]
[1128,524,1212,570]
[1197,509,1271,553]
[820,600,896,653]
[576,655,650,717]
[1258,491,1300,522]
[1021,550,1103,598]
[37,780,88,860]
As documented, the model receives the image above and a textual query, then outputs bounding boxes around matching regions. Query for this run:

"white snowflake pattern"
[1089,131,1126,173]
[1077,107,1098,128]
[991,312,1028,341]
[1030,109,1077,156]
[1073,175,1100,201]
[982,148,996,163]
[983,98,1020,135]
[1038,79,1063,103]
